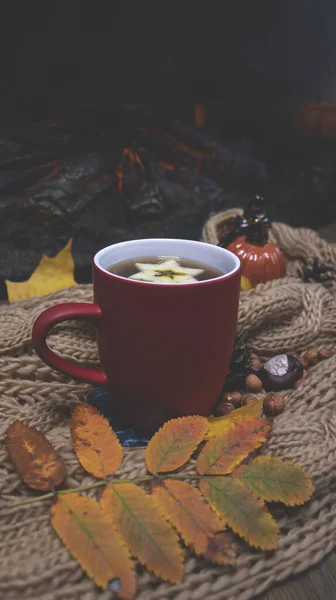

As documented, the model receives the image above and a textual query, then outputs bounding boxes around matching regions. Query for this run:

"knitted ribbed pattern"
[0,219,335,599]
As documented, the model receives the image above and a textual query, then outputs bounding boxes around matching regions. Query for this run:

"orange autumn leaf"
[197,418,272,475]
[200,477,278,550]
[6,420,66,491]
[6,239,76,303]
[153,479,235,565]
[235,456,314,506]
[145,416,208,475]
[101,483,183,584]
[51,493,135,598]
[207,398,263,438]
[71,404,123,479]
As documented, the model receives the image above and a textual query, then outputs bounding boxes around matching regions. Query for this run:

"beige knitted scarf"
[0,211,336,600]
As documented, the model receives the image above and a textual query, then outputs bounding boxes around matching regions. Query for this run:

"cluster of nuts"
[213,347,333,419]
[213,390,286,419]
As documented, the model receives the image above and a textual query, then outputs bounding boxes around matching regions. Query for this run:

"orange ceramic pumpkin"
[226,211,286,287]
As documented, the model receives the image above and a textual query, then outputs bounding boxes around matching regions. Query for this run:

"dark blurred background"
[1,1,335,127]
[0,0,336,297]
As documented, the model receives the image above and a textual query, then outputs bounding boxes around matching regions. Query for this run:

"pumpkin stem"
[242,195,271,246]
[244,216,269,246]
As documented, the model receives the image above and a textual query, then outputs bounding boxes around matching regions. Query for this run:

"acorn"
[213,401,235,417]
[245,374,263,393]
[221,391,242,408]
[250,357,262,372]
[305,348,319,366]
[259,354,303,391]
[318,348,333,361]
[298,355,309,369]
[263,392,285,417]
[242,395,258,406]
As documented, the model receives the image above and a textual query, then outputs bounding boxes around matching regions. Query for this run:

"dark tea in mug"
[108,256,224,283]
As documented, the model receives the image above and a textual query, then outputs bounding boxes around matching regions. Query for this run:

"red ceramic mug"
[32,239,240,434]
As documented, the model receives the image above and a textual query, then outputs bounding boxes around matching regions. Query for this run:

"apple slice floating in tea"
[129,259,204,283]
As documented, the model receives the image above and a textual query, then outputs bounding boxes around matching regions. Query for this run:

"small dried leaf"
[71,404,123,479]
[6,239,76,303]
[101,483,183,584]
[153,479,235,565]
[200,477,278,550]
[235,456,314,505]
[51,493,135,598]
[197,418,272,475]
[145,416,208,474]
[207,398,263,438]
[6,420,66,491]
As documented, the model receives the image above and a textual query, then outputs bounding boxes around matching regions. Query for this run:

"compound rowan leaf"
[5,420,66,491]
[197,418,272,475]
[6,239,76,303]
[235,456,314,506]
[200,477,278,550]
[71,403,123,478]
[51,493,135,598]
[208,398,263,438]
[145,416,208,474]
[101,483,183,584]
[153,479,235,565]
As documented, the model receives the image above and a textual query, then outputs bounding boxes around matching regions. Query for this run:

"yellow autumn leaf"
[6,239,76,303]
[241,276,252,291]
[207,398,263,438]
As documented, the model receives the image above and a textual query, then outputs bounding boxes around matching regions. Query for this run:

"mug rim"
[94,238,240,287]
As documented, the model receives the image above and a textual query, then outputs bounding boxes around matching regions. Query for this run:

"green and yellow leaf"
[235,456,314,505]
[208,398,263,438]
[70,403,123,479]
[6,420,66,491]
[200,477,278,550]
[101,483,183,584]
[6,239,76,303]
[153,479,235,565]
[51,493,135,598]
[197,418,272,475]
[145,415,208,474]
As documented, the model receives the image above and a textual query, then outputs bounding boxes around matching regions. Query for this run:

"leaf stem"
[5,473,202,508]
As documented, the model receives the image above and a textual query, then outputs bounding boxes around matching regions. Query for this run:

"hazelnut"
[305,348,319,366]
[242,395,258,406]
[263,392,285,417]
[298,355,309,369]
[245,374,263,393]
[318,348,333,361]
[259,354,303,391]
[222,391,242,408]
[213,401,235,417]
[294,379,304,389]
[250,358,262,372]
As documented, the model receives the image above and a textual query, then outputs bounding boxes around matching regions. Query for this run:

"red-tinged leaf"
[71,403,123,478]
[235,456,314,505]
[153,479,236,565]
[197,418,272,475]
[200,477,278,550]
[145,416,208,474]
[207,398,263,438]
[101,483,183,584]
[5,420,66,491]
[51,493,135,598]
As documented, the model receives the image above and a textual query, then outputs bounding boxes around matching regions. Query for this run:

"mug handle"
[32,303,108,387]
